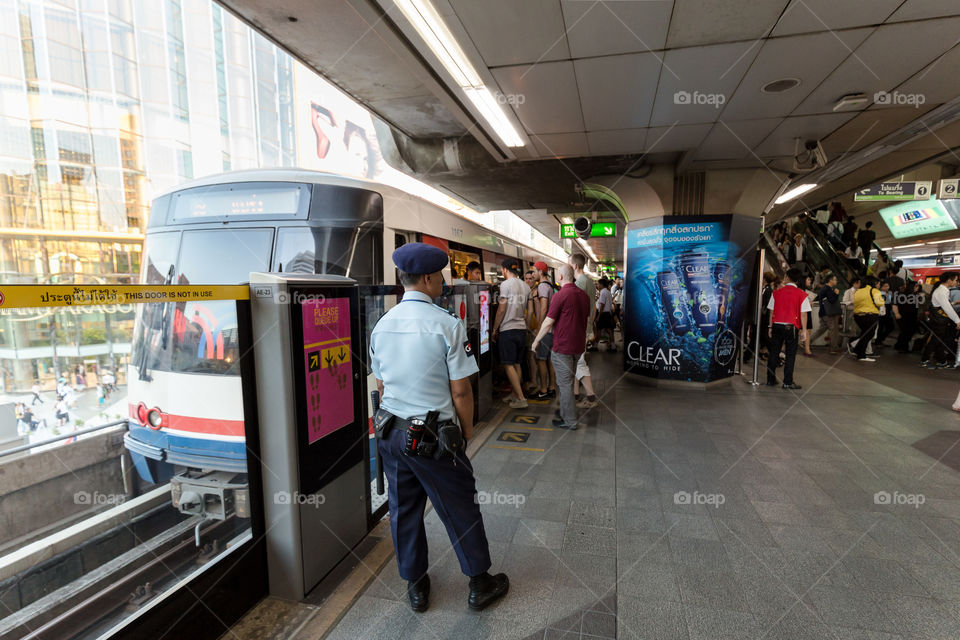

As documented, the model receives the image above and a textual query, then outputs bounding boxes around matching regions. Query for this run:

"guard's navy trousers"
[379,427,492,581]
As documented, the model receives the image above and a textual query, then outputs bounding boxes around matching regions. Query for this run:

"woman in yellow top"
[849,276,886,362]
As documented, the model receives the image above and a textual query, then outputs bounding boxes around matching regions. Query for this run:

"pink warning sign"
[301,297,354,444]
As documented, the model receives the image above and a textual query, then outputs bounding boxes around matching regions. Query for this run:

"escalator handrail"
[799,219,861,289]
[760,231,788,278]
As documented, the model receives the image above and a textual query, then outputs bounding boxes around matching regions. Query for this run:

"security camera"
[793,138,827,172]
[573,216,592,240]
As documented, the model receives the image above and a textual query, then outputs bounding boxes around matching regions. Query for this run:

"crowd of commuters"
[490,254,620,429]
[756,199,960,382]
[759,254,960,384]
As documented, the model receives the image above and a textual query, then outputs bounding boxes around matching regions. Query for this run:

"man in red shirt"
[531,264,590,429]
[766,267,810,389]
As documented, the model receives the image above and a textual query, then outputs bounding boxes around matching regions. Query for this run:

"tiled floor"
[248,343,960,639]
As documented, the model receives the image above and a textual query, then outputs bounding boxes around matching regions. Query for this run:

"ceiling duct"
[808,96,960,185]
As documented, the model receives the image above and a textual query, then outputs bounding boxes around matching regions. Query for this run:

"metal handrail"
[0,419,128,459]
[801,219,859,289]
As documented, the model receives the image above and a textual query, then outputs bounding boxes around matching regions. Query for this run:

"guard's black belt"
[374,409,464,460]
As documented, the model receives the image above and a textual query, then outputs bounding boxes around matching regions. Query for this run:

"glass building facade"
[0,0,299,391]
[0,0,568,392]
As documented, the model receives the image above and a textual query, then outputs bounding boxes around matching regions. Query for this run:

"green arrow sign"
[559,222,617,238]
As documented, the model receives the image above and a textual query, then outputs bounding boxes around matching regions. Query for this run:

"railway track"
[1,516,247,640]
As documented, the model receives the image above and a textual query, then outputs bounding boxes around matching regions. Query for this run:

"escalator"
[759,231,787,279]
[777,217,863,290]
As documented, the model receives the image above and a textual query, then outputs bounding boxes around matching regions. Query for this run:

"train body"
[123,169,561,517]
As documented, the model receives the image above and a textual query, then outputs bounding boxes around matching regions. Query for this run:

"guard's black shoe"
[468,572,509,611]
[782,383,802,390]
[407,575,430,612]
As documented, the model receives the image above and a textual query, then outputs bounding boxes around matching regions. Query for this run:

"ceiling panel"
[666,0,789,48]
[753,112,858,157]
[820,106,936,154]
[587,129,648,156]
[794,18,960,115]
[695,118,782,160]
[644,124,713,153]
[771,0,901,36]
[887,0,960,22]
[530,132,590,158]
[561,0,673,58]
[492,61,584,134]
[575,53,661,131]
[895,44,960,107]
[649,42,758,127]
[719,29,871,121]
[448,0,568,67]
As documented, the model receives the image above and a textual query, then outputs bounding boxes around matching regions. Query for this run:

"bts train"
[123,168,561,520]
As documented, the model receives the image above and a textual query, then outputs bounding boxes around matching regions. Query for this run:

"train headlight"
[146,408,163,429]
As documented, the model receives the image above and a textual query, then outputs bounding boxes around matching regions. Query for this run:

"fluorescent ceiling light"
[393,0,525,148]
[393,0,480,87]
[774,183,818,205]
[927,238,958,244]
[463,87,524,148]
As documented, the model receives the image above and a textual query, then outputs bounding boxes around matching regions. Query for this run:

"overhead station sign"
[854,181,933,202]
[939,178,960,199]
[559,222,617,239]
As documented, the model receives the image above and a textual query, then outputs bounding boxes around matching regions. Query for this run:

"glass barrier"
[357,284,402,524]
[0,285,253,640]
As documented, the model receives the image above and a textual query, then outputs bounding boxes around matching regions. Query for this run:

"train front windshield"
[133,228,273,379]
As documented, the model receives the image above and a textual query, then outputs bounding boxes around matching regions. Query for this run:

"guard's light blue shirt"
[369,290,479,421]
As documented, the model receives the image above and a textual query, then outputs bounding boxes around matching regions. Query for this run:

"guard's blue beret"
[392,242,448,275]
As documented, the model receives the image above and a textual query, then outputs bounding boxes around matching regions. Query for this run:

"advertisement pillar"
[623,215,760,384]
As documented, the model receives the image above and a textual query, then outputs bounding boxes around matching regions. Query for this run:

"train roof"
[151,168,568,266]
[153,169,404,199]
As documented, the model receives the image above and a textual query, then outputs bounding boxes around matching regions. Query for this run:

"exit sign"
[559,222,617,239]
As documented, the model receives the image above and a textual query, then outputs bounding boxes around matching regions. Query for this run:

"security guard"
[369,242,509,613]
